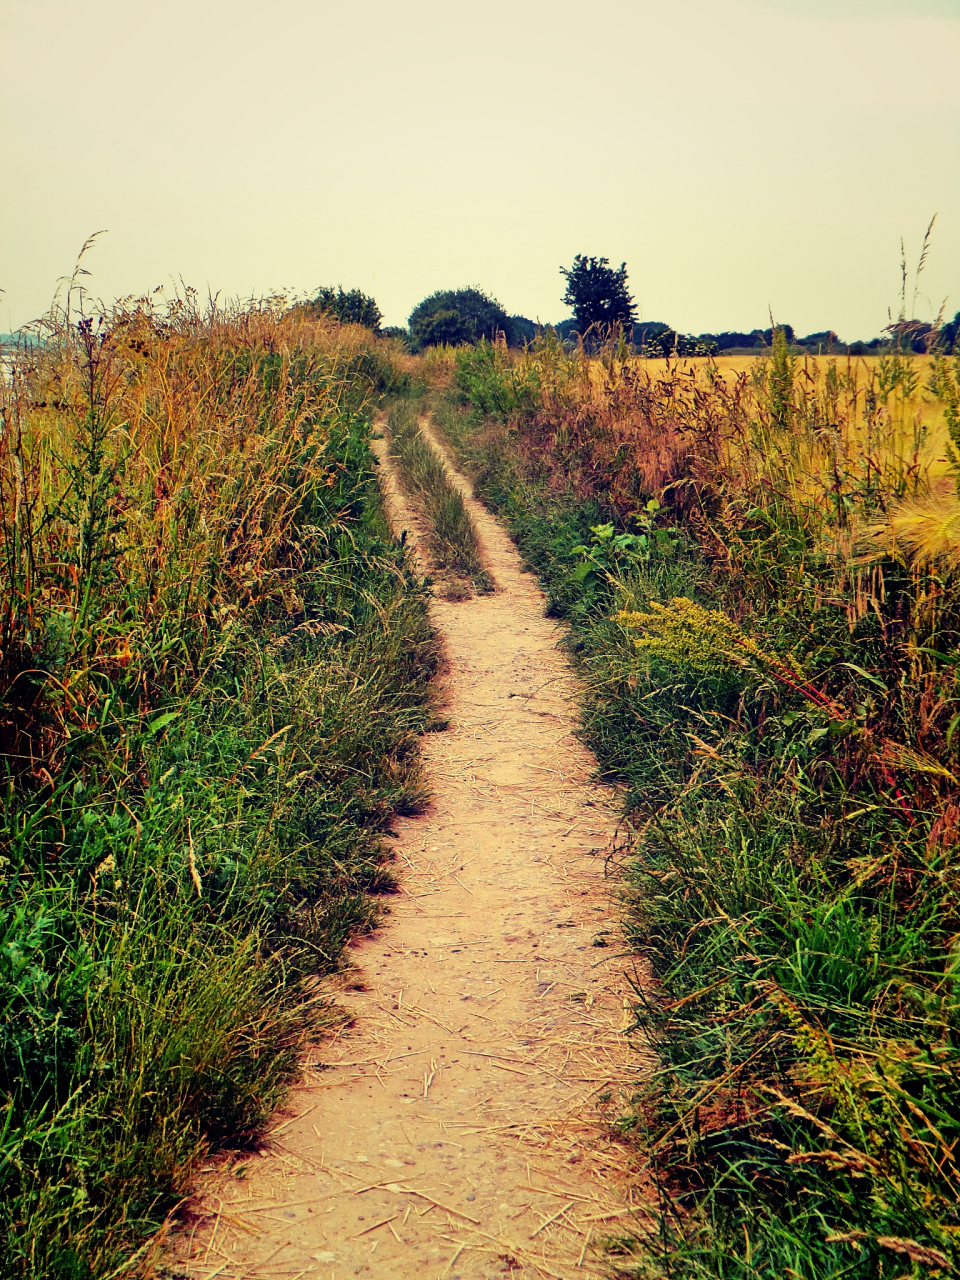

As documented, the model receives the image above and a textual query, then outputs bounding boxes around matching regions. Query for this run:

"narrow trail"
[173,419,652,1280]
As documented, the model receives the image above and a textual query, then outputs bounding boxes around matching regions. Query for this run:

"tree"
[380,325,412,347]
[410,307,477,349]
[407,288,517,350]
[560,255,636,337]
[509,314,538,345]
[941,311,960,354]
[640,328,718,358]
[308,286,382,331]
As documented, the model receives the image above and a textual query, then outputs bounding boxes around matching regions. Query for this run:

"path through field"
[173,419,651,1280]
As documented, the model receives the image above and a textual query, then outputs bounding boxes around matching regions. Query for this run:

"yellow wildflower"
[617,597,845,718]
[616,597,771,676]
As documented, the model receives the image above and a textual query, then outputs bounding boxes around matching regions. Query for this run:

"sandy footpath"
[169,418,652,1280]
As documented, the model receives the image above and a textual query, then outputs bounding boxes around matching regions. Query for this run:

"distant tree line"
[633,323,863,357]
[304,267,960,357]
[631,315,960,357]
[557,315,960,357]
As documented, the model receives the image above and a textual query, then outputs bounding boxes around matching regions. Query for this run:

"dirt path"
[173,419,651,1280]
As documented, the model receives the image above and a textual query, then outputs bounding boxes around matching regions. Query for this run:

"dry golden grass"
[419,342,459,387]
[0,295,439,1280]
[635,352,938,375]
[504,339,955,571]
[1,299,405,760]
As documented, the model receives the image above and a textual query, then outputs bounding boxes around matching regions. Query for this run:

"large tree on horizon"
[560,255,636,336]
[408,287,517,350]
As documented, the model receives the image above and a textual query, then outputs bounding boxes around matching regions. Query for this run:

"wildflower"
[617,597,845,718]
[616,597,774,677]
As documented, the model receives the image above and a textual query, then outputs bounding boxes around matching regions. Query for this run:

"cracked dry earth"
[172,419,654,1280]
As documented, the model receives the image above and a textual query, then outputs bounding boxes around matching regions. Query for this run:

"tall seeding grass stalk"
[386,398,491,594]
[444,333,960,1278]
[0,293,436,1278]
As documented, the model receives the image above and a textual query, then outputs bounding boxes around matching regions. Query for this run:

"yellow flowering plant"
[617,597,846,721]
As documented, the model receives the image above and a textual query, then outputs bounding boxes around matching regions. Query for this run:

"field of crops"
[438,333,960,1278]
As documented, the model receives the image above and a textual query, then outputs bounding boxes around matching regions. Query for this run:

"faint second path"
[172,418,652,1280]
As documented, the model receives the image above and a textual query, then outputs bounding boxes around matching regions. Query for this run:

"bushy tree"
[941,311,960,353]
[410,305,476,349]
[308,286,382,331]
[641,328,718,358]
[380,325,411,347]
[560,255,636,336]
[510,314,538,345]
[408,288,517,350]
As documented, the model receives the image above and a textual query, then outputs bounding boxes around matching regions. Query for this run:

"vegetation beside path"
[435,335,960,1278]
[386,398,492,596]
[7,284,960,1280]
[0,302,438,1278]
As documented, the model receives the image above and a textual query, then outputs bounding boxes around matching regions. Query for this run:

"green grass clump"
[442,340,960,1278]
[387,399,492,594]
[0,298,437,1278]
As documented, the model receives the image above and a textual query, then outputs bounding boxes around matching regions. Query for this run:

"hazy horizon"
[3,0,959,340]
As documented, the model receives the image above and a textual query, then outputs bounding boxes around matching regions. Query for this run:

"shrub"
[306,285,382,331]
[408,287,519,351]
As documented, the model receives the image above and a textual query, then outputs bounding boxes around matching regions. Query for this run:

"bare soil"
[170,419,652,1280]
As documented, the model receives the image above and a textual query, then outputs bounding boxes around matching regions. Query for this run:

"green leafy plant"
[569,503,679,594]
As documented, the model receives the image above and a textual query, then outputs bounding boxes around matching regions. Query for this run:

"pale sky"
[2,0,959,340]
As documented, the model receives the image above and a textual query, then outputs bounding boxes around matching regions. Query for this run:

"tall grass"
[447,334,960,1277]
[0,295,437,1278]
[387,399,492,594]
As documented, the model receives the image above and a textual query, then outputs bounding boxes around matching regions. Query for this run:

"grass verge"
[439,337,960,1279]
[386,399,492,596]
[0,298,438,1279]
